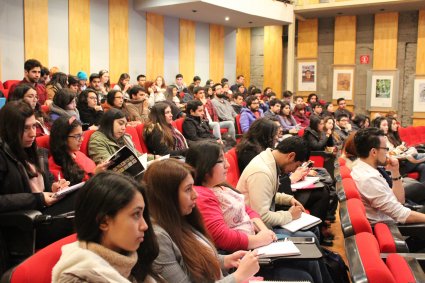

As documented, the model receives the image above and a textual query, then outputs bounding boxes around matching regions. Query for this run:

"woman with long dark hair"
[49,88,79,122]
[236,118,279,173]
[8,84,50,136]
[45,72,68,104]
[280,101,298,134]
[143,159,259,282]
[303,115,333,151]
[49,116,108,185]
[52,172,160,282]
[77,88,104,129]
[104,89,141,127]
[88,109,141,164]
[113,73,132,100]
[143,102,188,156]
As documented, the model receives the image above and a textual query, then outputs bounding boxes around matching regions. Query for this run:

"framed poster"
[298,61,317,92]
[332,67,354,100]
[366,70,399,110]
[413,78,425,112]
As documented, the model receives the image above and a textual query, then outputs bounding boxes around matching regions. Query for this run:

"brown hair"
[343,131,357,159]
[144,102,174,147]
[143,160,221,282]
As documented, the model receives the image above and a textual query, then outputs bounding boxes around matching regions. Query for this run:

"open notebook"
[290,177,320,191]
[281,212,322,233]
[256,240,301,258]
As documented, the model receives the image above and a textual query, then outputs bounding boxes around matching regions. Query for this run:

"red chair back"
[340,165,351,179]
[125,126,143,153]
[310,154,324,168]
[346,198,371,235]
[135,124,148,153]
[9,234,77,283]
[3,80,19,90]
[224,148,241,187]
[338,157,346,166]
[36,135,50,151]
[297,128,305,137]
[235,114,242,134]
[80,130,95,156]
[342,178,361,200]
[173,118,185,134]
[40,105,49,114]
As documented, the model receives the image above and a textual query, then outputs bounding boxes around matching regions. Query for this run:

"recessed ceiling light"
[225,17,230,21]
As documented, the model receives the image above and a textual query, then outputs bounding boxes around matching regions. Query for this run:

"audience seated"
[351,114,370,131]
[305,93,318,114]
[193,86,222,140]
[292,103,309,128]
[334,98,353,121]
[45,72,68,105]
[240,95,264,133]
[48,116,108,185]
[103,90,141,127]
[112,73,132,100]
[143,159,260,283]
[52,172,159,282]
[322,102,335,118]
[334,113,352,144]
[230,92,244,114]
[98,69,111,97]
[182,100,217,145]
[280,101,299,134]
[351,128,425,224]
[303,115,334,151]
[88,109,141,164]
[126,86,150,123]
[0,101,75,248]
[210,83,237,141]
[143,102,188,156]
[148,76,167,107]
[165,84,184,109]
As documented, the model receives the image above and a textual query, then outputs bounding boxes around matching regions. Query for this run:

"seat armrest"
[397,223,425,240]
[339,201,354,238]
[336,181,347,202]
[344,236,368,283]
[0,210,42,232]
[310,151,333,157]
[385,223,409,253]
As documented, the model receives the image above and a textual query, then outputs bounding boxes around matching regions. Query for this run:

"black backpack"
[321,247,350,283]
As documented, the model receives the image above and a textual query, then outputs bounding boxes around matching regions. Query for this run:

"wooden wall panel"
[109,0,129,83]
[69,0,90,74]
[416,10,425,75]
[334,16,356,65]
[373,12,398,70]
[179,19,196,83]
[236,28,251,87]
[297,19,318,59]
[264,25,283,98]
[146,13,164,80]
[209,24,224,83]
[24,0,48,65]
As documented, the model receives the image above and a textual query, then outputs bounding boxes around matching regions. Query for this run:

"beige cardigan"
[236,148,294,228]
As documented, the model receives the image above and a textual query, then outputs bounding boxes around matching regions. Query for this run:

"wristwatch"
[391,175,402,181]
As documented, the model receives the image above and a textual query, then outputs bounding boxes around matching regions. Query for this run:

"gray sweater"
[211,98,237,121]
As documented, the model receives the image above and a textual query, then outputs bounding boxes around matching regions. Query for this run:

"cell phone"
[287,236,315,244]
[301,160,314,169]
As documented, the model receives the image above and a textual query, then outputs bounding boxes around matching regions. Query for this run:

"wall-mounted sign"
[360,55,370,64]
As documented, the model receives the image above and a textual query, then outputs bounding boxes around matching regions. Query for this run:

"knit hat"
[77,71,88,80]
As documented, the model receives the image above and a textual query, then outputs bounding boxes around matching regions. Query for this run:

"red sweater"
[194,185,260,251]
[48,151,96,182]
[9,78,47,105]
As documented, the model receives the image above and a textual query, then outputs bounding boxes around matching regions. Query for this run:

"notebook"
[281,212,322,233]
[290,177,320,191]
[256,240,301,258]
[52,182,85,198]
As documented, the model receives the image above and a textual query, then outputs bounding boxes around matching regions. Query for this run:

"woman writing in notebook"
[186,140,329,282]
[143,159,260,283]
[48,116,109,185]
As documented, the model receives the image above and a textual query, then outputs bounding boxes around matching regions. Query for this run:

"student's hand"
[51,179,70,193]
[42,192,60,206]
[308,169,318,176]
[289,128,298,134]
[232,250,260,283]
[289,205,303,219]
[124,83,132,92]
[217,139,224,145]
[253,229,276,247]
[290,166,309,183]
[386,156,400,173]
[88,125,98,131]
[346,123,352,131]
[94,105,103,112]
[95,160,111,174]
[326,128,332,136]
[290,198,305,212]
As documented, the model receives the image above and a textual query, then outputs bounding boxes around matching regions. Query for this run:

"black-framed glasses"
[376,147,389,151]
[68,134,84,141]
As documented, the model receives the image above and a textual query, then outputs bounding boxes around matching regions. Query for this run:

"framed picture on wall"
[366,70,399,110]
[413,77,425,112]
[332,67,354,100]
[297,61,317,92]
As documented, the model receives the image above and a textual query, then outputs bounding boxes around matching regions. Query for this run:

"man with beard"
[239,95,264,133]
[210,83,236,140]
[88,73,104,104]
[9,59,47,105]
[352,128,425,224]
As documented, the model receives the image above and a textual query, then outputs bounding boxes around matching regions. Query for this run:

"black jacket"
[144,126,188,156]
[303,127,333,151]
[182,115,216,145]
[78,104,103,126]
[0,139,53,212]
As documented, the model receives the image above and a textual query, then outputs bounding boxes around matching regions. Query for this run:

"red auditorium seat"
[297,128,304,137]
[2,234,77,283]
[173,117,185,134]
[224,148,240,188]
[2,89,9,99]
[341,178,361,200]
[340,165,351,179]
[338,157,346,166]
[80,129,95,156]
[235,114,242,135]
[0,81,4,91]
[135,123,148,153]
[3,80,20,90]
[35,135,50,151]
[125,126,143,153]
[40,105,49,114]
[309,154,324,168]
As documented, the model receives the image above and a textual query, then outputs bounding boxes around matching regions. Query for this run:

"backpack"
[321,247,350,283]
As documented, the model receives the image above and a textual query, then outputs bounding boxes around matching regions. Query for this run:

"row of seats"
[0,80,20,99]
[334,157,425,283]
[399,126,425,147]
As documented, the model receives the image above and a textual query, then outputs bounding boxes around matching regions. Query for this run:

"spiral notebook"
[256,240,301,258]
[281,212,322,233]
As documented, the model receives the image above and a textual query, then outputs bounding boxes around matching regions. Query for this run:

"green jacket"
[88,131,140,164]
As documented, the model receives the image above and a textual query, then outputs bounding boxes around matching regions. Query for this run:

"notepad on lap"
[281,212,322,233]
[52,182,85,198]
[291,177,320,191]
[256,240,301,258]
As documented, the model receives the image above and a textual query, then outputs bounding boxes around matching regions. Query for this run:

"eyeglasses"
[376,147,389,151]
[68,134,84,141]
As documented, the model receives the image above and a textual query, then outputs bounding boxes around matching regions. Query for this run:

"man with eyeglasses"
[334,97,353,120]
[239,95,264,133]
[352,128,425,224]
[334,113,352,143]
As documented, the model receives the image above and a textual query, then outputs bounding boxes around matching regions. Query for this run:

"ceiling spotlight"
[225,17,230,21]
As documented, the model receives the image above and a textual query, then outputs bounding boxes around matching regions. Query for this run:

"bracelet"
[391,176,402,181]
